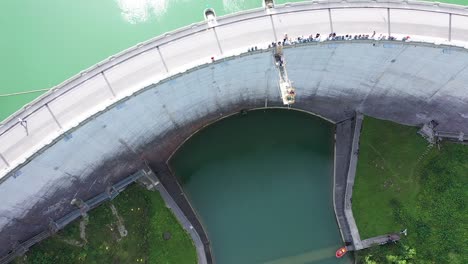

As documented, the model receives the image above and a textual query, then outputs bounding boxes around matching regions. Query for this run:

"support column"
[270,15,278,41]
[45,104,62,129]
[213,28,223,55]
[0,153,9,167]
[387,8,391,37]
[448,13,452,42]
[328,8,334,33]
[157,47,170,73]
[101,72,116,98]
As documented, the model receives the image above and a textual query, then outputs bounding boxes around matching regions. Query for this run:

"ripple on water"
[115,0,168,23]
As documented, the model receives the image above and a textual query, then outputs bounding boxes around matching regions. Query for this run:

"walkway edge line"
[150,172,208,264]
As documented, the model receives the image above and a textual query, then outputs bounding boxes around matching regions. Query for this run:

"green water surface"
[1,0,466,120]
[170,109,353,264]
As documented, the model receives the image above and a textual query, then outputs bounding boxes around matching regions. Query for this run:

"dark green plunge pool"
[170,109,352,264]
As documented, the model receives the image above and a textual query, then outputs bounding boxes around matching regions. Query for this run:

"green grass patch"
[15,184,197,264]
[353,117,468,263]
[353,117,428,238]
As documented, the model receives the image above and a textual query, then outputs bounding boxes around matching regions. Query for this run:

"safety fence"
[436,131,468,142]
[1,0,468,179]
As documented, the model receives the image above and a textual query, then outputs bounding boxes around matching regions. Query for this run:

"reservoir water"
[0,0,302,120]
[1,0,459,120]
[170,109,353,264]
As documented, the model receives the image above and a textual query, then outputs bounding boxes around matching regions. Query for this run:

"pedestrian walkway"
[343,113,364,250]
[333,117,355,244]
[147,169,208,264]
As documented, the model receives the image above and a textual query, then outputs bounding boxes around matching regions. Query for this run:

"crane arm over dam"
[273,44,295,105]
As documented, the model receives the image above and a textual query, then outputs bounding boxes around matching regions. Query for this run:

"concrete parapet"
[344,112,364,250]
[333,117,355,244]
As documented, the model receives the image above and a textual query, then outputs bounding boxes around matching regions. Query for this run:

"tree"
[363,245,416,264]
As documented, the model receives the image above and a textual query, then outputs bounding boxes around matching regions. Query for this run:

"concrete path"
[151,176,208,264]
[333,117,355,244]
[361,233,401,249]
[343,113,364,250]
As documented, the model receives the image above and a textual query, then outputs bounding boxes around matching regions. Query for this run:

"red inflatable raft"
[335,246,348,258]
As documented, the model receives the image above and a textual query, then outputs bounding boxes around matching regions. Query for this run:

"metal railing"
[0,170,145,264]
[1,0,468,179]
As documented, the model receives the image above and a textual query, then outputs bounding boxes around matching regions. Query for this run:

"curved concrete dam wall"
[1,0,468,255]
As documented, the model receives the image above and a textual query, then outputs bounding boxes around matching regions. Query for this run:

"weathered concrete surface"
[288,43,468,133]
[1,42,468,255]
[0,52,278,256]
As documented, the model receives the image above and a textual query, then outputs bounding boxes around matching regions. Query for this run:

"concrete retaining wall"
[287,42,468,132]
[1,1,468,255]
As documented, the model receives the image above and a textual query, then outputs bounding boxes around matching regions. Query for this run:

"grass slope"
[352,117,428,238]
[15,184,197,264]
[353,117,468,263]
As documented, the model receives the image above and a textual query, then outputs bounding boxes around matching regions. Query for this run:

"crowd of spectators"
[244,31,411,52]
